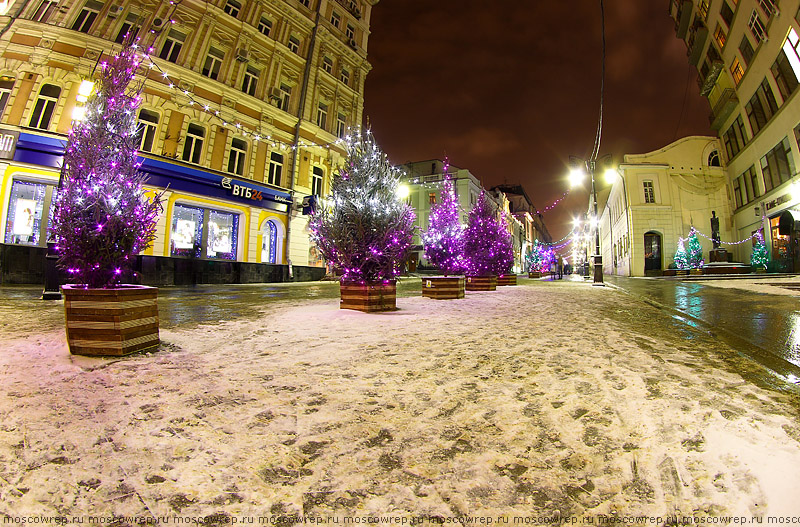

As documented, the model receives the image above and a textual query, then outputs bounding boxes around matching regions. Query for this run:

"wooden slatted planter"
[422,276,465,300]
[62,284,160,356]
[340,280,397,312]
[497,274,517,286]
[528,271,541,278]
[465,275,497,291]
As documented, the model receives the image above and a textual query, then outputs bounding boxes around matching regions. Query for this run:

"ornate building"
[669,0,800,272]
[0,0,378,284]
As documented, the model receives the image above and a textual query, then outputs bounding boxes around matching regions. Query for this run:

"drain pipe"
[285,3,322,279]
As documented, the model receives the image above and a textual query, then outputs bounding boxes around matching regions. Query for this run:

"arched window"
[261,219,281,264]
[708,150,721,167]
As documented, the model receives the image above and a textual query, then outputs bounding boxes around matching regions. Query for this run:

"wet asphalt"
[2,275,799,390]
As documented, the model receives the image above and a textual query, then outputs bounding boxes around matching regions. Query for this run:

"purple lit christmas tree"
[309,130,415,282]
[421,167,465,276]
[50,43,163,288]
[462,191,514,276]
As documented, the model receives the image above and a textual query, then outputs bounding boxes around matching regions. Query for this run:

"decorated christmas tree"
[673,238,688,269]
[309,130,415,282]
[751,229,768,270]
[462,191,514,276]
[50,42,163,288]
[527,240,544,272]
[686,228,704,268]
[421,167,465,276]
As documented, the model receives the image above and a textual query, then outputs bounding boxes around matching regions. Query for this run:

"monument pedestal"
[709,249,729,263]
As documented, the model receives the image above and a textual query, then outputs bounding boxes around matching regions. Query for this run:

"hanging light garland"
[680,226,764,246]
[535,188,572,215]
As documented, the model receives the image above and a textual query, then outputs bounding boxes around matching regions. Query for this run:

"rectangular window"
[340,68,350,85]
[322,56,333,75]
[242,66,259,96]
[268,152,283,186]
[29,84,61,130]
[182,123,205,164]
[202,47,224,80]
[336,113,346,138]
[749,10,767,43]
[643,181,655,203]
[760,137,795,192]
[720,1,734,27]
[733,176,743,209]
[32,0,59,23]
[300,0,310,6]
[136,109,159,152]
[171,204,204,257]
[115,19,142,46]
[699,0,709,19]
[316,102,328,129]
[227,138,247,176]
[731,58,744,84]
[749,164,762,199]
[258,17,272,37]
[346,24,355,40]
[4,180,48,246]
[288,36,300,54]
[0,79,14,120]
[779,29,800,93]
[723,115,748,162]
[159,29,185,63]
[772,49,800,101]
[330,11,341,28]
[758,0,776,17]
[223,0,241,18]
[745,78,779,135]
[71,0,102,33]
[429,192,436,205]
[207,210,238,260]
[714,24,727,49]
[312,167,323,196]
[739,35,754,65]
[278,83,291,112]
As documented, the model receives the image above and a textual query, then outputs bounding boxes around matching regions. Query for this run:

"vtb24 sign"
[221,177,264,201]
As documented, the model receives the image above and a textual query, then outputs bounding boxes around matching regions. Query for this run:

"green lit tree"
[751,230,768,270]
[673,238,688,269]
[685,228,704,269]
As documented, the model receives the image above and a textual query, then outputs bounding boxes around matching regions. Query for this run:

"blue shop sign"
[12,132,291,212]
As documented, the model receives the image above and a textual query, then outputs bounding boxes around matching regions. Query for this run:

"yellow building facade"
[0,0,377,283]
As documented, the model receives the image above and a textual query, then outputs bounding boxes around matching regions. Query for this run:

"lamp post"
[569,157,604,286]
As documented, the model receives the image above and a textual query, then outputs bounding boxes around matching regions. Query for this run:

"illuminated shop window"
[170,204,239,260]
[170,204,203,257]
[4,180,47,246]
[262,220,278,264]
[206,210,238,260]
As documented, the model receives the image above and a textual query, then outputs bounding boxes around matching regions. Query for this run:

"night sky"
[363,1,715,239]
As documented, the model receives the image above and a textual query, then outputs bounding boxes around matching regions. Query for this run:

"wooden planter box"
[497,274,517,286]
[528,271,541,278]
[690,268,703,275]
[465,275,497,291]
[62,284,160,357]
[340,280,397,312]
[422,276,465,300]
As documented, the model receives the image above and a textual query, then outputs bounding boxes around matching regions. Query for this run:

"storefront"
[0,130,305,284]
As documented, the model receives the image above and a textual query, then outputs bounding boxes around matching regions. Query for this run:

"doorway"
[644,231,662,275]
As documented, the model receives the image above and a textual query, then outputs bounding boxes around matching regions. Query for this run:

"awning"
[778,209,800,235]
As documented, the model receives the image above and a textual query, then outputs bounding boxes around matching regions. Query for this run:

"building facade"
[598,136,730,276]
[670,0,800,272]
[400,160,547,274]
[0,0,377,283]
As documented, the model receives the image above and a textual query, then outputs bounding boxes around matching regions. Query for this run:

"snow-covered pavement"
[1,280,799,522]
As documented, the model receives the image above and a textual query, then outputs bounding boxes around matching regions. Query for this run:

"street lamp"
[569,156,605,286]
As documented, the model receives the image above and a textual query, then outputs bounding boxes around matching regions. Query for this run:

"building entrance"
[644,232,662,275]
[775,210,800,273]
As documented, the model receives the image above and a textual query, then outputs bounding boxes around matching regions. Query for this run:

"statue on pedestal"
[711,210,721,249]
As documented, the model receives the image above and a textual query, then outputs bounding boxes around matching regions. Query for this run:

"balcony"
[708,88,738,130]
[699,60,724,96]
[334,0,361,19]
[687,20,709,66]
[675,0,694,39]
